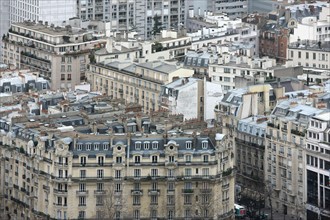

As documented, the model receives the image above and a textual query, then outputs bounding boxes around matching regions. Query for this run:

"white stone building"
[160,77,223,121]
[265,100,325,220]
[305,112,330,220]
[290,6,330,43]
[287,41,330,71]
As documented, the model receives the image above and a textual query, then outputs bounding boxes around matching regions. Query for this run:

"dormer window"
[77,143,83,151]
[86,143,91,151]
[152,141,158,150]
[144,142,150,150]
[186,141,192,149]
[202,141,208,149]
[135,142,141,150]
[94,143,99,151]
[103,143,109,150]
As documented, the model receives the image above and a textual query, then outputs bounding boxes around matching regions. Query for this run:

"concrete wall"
[204,81,223,121]
[175,82,199,120]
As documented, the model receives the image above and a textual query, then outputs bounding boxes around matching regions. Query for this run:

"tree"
[94,182,127,220]
[152,15,162,37]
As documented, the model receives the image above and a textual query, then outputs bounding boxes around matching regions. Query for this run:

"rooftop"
[12,22,88,36]
[288,40,330,52]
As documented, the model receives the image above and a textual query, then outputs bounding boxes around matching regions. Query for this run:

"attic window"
[77,143,83,151]
[186,141,192,149]
[135,142,141,150]
[94,143,99,151]
[86,143,91,151]
[103,143,109,150]
[152,141,158,150]
[202,141,208,149]
[144,142,150,150]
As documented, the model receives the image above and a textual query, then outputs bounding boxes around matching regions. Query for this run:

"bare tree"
[191,187,222,219]
[94,182,127,220]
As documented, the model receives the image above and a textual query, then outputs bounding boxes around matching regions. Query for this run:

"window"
[151,169,158,177]
[152,155,158,163]
[203,155,209,162]
[298,51,301,58]
[61,65,65,72]
[186,141,192,149]
[133,210,140,219]
[185,155,192,163]
[185,168,192,177]
[94,143,99,151]
[67,65,71,72]
[167,195,175,205]
[61,74,65,80]
[135,156,141,164]
[103,143,109,150]
[151,195,158,205]
[184,195,192,205]
[79,183,86,192]
[152,141,158,149]
[134,169,141,177]
[202,168,209,177]
[80,156,86,165]
[96,195,104,206]
[97,169,104,178]
[97,183,103,191]
[135,142,141,150]
[115,170,121,179]
[115,183,121,192]
[169,156,175,162]
[224,77,230,82]
[80,170,86,178]
[98,156,104,166]
[67,74,71,81]
[168,210,174,220]
[144,142,150,150]
[168,169,175,177]
[78,211,85,219]
[224,68,230,73]
[86,143,91,151]
[79,196,86,206]
[116,157,122,163]
[202,141,208,149]
[133,195,140,205]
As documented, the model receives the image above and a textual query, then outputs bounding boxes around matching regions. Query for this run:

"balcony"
[222,184,230,190]
[76,190,89,196]
[182,189,194,194]
[200,189,212,194]
[94,190,106,195]
[148,189,160,195]
[131,189,143,195]
[43,185,50,191]
[165,161,178,167]
[54,189,68,195]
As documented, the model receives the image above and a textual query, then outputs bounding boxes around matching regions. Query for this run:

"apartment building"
[236,116,267,197]
[264,100,325,220]
[209,56,302,94]
[288,40,330,71]
[209,0,248,19]
[77,0,187,40]
[0,0,77,61]
[0,109,235,220]
[305,112,330,220]
[160,77,223,121]
[87,60,194,113]
[290,6,330,43]
[1,21,105,90]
